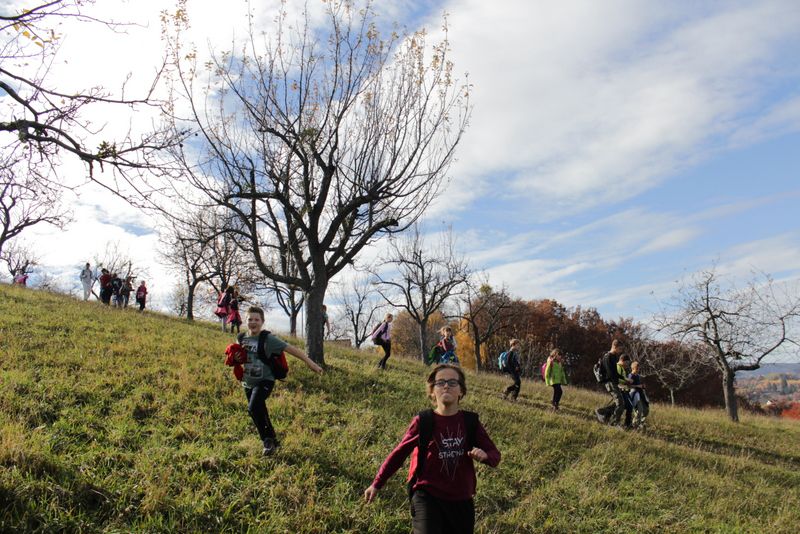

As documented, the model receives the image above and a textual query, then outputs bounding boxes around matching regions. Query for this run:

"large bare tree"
[162,1,470,364]
[373,225,470,361]
[656,268,800,421]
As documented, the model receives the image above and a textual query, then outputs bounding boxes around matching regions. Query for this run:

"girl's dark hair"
[426,364,467,400]
[247,306,265,320]
[225,286,235,295]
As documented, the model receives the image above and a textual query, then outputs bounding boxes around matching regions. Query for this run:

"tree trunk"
[419,317,429,362]
[472,328,482,372]
[304,283,328,366]
[186,281,197,321]
[669,388,675,406]
[289,292,299,337]
[722,368,739,422]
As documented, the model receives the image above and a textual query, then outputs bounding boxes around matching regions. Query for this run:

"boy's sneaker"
[262,438,280,456]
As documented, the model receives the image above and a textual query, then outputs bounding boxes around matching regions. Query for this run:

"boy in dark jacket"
[595,340,632,427]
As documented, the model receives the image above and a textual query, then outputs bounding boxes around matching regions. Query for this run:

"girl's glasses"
[433,379,460,389]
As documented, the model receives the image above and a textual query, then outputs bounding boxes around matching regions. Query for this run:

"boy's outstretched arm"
[285,345,324,373]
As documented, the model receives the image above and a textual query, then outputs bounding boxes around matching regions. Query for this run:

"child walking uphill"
[544,348,568,410]
[371,313,393,370]
[501,339,522,401]
[364,364,501,534]
[238,306,323,455]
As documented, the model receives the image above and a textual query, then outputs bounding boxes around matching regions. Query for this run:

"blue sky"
[7,0,800,359]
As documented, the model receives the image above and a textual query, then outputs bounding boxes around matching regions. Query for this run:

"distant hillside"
[742,362,800,378]
[1,284,799,533]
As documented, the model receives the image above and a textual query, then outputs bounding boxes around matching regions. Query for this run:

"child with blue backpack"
[501,339,522,401]
[364,364,500,533]
[436,326,459,365]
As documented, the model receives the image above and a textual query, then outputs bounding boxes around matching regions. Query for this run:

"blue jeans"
[244,381,276,442]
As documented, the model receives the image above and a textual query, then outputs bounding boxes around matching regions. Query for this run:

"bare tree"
[0,148,71,254]
[332,272,385,348]
[627,332,714,405]
[162,1,470,364]
[93,241,146,281]
[1,240,38,277]
[168,284,188,318]
[656,268,800,421]
[373,225,470,361]
[158,210,218,320]
[254,243,305,337]
[454,275,514,371]
[1,1,183,186]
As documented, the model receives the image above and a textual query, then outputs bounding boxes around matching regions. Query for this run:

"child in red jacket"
[364,364,500,533]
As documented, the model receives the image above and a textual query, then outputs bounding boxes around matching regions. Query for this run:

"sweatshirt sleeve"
[474,421,501,468]
[372,416,420,490]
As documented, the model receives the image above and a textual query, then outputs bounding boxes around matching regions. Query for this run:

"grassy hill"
[1,284,799,533]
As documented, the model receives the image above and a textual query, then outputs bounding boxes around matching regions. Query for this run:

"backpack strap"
[257,330,271,364]
[462,410,479,451]
[408,409,434,499]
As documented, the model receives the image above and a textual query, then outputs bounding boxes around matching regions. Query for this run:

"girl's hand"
[364,485,379,503]
[468,447,488,463]
[308,361,324,374]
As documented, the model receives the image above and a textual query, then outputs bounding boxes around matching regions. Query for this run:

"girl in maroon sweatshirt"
[364,364,501,534]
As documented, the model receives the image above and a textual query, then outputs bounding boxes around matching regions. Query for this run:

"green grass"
[1,283,799,533]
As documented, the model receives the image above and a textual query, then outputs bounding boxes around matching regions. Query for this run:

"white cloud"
[430,0,800,219]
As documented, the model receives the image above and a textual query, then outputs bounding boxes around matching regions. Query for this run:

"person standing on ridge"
[79,263,94,301]
[135,280,148,312]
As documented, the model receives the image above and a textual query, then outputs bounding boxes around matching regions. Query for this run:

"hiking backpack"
[593,353,609,383]
[498,351,509,372]
[371,322,385,344]
[237,330,289,380]
[407,409,479,498]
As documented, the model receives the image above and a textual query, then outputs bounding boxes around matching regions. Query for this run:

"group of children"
[500,341,569,410]
[80,263,148,311]
[595,340,650,429]
[215,286,243,332]
[228,308,654,532]
[229,307,500,533]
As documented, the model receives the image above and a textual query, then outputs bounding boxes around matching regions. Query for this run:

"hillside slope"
[1,284,799,533]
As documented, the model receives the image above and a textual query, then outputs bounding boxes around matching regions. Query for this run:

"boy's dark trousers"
[244,381,277,442]
[411,489,474,534]
[598,382,626,424]
[503,370,521,400]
